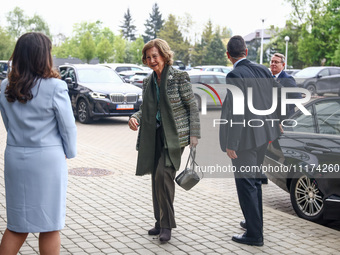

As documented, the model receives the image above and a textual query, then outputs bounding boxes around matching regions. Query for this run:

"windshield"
[294,68,320,78]
[78,69,123,83]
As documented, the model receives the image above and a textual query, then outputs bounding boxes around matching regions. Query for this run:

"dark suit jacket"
[277,70,301,117]
[219,59,281,152]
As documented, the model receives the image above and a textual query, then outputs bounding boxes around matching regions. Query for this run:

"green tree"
[27,14,51,38]
[129,36,145,64]
[190,41,204,66]
[120,8,136,41]
[0,27,15,59]
[201,20,214,48]
[204,32,227,65]
[143,3,164,43]
[72,21,103,45]
[6,7,27,39]
[97,37,113,63]
[113,35,126,62]
[159,14,188,62]
[334,39,340,65]
[79,31,96,63]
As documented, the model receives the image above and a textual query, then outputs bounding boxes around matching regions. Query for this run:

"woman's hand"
[190,136,198,148]
[128,117,139,131]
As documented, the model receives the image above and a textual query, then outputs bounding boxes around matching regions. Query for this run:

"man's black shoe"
[232,234,263,246]
[240,220,247,229]
[148,227,160,235]
[159,228,171,243]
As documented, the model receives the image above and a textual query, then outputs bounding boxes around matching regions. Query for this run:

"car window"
[68,69,76,82]
[200,75,216,84]
[315,100,340,135]
[221,68,231,74]
[285,105,315,133]
[216,75,226,84]
[116,67,130,72]
[78,69,123,83]
[131,67,142,71]
[0,62,8,72]
[319,68,329,77]
[189,76,200,83]
[330,69,340,75]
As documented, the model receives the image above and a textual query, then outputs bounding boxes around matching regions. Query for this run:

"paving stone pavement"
[0,117,339,254]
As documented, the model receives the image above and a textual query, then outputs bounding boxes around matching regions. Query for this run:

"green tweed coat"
[132,66,201,150]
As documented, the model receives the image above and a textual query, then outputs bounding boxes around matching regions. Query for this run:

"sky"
[0,0,293,40]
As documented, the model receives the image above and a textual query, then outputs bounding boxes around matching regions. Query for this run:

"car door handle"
[304,143,331,154]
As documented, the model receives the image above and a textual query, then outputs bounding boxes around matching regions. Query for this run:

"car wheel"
[290,174,324,222]
[77,99,92,124]
[306,84,316,96]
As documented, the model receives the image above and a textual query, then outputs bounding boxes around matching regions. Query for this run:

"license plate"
[116,104,134,110]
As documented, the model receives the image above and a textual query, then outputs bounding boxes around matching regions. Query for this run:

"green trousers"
[152,127,182,229]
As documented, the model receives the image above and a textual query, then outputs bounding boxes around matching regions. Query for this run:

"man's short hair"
[227,35,247,58]
[272,53,285,63]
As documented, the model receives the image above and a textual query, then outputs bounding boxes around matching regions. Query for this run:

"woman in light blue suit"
[0,32,77,255]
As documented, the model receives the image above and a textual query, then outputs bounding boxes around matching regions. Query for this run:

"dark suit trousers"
[152,127,177,229]
[232,143,268,239]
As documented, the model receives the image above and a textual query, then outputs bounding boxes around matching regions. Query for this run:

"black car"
[59,64,142,124]
[294,66,340,95]
[264,97,340,222]
[0,60,9,81]
[315,74,340,96]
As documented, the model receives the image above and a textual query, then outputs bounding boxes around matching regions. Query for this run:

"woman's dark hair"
[227,35,247,59]
[141,38,174,66]
[6,32,60,103]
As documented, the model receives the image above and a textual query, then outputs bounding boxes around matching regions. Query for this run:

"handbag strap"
[185,147,204,179]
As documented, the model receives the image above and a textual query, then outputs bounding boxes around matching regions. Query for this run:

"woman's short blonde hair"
[142,38,174,66]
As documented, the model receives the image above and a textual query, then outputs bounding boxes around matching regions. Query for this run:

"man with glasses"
[270,53,301,117]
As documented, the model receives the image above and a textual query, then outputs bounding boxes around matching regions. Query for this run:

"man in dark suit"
[270,52,301,117]
[219,36,281,246]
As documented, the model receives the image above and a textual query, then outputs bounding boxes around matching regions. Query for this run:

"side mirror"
[65,77,76,88]
[317,74,323,78]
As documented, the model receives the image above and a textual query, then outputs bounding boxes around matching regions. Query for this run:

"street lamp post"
[260,19,265,65]
[284,36,290,70]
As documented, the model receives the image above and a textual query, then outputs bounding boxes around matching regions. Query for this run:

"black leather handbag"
[175,147,202,190]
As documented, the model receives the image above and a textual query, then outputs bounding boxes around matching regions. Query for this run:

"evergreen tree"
[159,14,188,62]
[143,3,164,43]
[120,8,136,42]
[204,33,227,65]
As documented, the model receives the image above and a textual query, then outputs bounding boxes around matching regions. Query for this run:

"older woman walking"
[129,38,200,243]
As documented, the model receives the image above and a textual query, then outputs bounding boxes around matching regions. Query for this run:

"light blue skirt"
[4,145,68,233]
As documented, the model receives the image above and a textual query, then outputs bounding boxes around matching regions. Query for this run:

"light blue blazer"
[0,78,77,158]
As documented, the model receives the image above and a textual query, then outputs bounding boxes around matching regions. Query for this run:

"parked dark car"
[315,74,340,96]
[59,64,142,124]
[0,60,9,81]
[173,60,186,70]
[264,97,340,222]
[294,66,340,95]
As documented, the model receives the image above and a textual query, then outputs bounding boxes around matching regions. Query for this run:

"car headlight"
[90,92,107,99]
